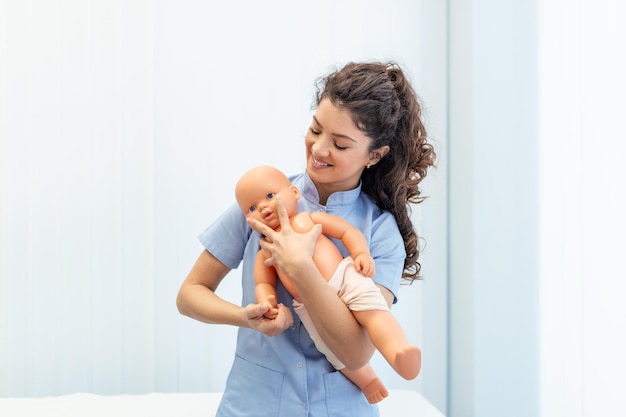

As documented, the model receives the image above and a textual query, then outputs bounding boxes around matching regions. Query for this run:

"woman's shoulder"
[356,195,402,242]
[357,192,393,221]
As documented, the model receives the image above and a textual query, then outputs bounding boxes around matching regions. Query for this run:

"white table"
[0,390,445,416]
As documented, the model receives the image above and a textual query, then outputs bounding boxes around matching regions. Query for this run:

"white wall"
[448,1,626,416]
[448,0,540,416]
[0,0,449,411]
[538,1,626,416]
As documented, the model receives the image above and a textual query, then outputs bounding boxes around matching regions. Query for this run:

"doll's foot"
[362,378,388,404]
[393,346,422,380]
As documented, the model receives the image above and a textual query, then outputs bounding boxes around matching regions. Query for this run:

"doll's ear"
[290,185,301,201]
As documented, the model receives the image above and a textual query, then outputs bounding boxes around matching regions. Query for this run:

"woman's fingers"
[243,302,293,337]
[247,197,290,240]
[246,216,274,241]
[274,196,292,231]
[248,197,322,277]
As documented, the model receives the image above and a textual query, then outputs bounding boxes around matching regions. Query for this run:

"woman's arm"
[177,249,293,336]
[287,257,393,370]
[247,197,385,369]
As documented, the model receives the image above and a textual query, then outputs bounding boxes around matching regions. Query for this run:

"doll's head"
[235,166,300,230]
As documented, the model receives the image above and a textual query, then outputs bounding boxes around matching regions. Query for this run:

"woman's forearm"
[176,250,244,325]
[177,250,294,336]
[177,279,293,337]
[177,281,247,326]
[290,260,375,370]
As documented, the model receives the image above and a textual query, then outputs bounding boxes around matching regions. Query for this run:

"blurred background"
[1,1,625,417]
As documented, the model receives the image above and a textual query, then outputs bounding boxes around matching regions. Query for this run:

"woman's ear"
[368,145,390,167]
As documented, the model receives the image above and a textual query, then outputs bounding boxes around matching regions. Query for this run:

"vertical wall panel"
[58,0,93,393]
[418,0,449,411]
[120,0,156,394]
[30,0,62,396]
[0,0,9,396]
[539,1,626,416]
[580,2,626,413]
[90,0,124,395]
[4,0,33,396]
[448,0,540,416]
[538,2,585,416]
[152,0,186,392]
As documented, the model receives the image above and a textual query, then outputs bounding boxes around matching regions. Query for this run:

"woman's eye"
[334,142,348,150]
[266,193,275,200]
[309,127,321,135]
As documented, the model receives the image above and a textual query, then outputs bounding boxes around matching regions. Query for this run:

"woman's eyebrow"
[312,116,356,142]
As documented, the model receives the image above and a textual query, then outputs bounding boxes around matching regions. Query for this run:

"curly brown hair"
[315,62,436,281]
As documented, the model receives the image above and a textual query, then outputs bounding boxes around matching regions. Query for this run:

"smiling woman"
[176,61,436,416]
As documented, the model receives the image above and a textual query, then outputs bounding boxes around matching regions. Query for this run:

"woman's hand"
[243,301,293,337]
[246,196,322,279]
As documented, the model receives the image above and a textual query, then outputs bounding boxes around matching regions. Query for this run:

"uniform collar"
[299,171,362,210]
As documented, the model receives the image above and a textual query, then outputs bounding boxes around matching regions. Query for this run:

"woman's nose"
[312,137,331,157]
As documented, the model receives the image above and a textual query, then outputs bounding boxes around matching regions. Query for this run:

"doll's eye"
[248,205,257,213]
[266,193,275,200]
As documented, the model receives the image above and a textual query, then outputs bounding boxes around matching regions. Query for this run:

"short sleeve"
[198,203,252,270]
[370,211,405,304]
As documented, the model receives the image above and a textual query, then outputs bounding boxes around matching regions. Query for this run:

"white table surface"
[0,390,445,417]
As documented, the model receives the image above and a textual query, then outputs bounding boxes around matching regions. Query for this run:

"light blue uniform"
[199,172,405,417]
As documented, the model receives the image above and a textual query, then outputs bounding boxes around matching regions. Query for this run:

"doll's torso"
[269,212,345,301]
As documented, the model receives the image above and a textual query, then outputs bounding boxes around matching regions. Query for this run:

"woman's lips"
[311,156,331,168]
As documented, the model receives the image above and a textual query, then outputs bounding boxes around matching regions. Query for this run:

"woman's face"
[305,98,377,204]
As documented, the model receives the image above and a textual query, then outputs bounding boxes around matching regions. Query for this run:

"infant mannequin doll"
[235,165,421,404]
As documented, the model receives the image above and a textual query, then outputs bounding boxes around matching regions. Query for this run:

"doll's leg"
[340,365,388,404]
[293,300,344,368]
[337,261,421,380]
[352,309,422,380]
[293,300,389,402]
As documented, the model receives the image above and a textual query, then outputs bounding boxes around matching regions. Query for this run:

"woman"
[177,61,436,416]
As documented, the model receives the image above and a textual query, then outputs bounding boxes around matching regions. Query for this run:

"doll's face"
[235,167,300,230]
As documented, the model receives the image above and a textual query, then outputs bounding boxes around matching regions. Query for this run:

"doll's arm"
[309,212,375,277]
[254,250,279,319]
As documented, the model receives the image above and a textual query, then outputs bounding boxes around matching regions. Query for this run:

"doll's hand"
[263,295,279,319]
[353,253,376,277]
[247,196,321,279]
[243,301,293,337]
